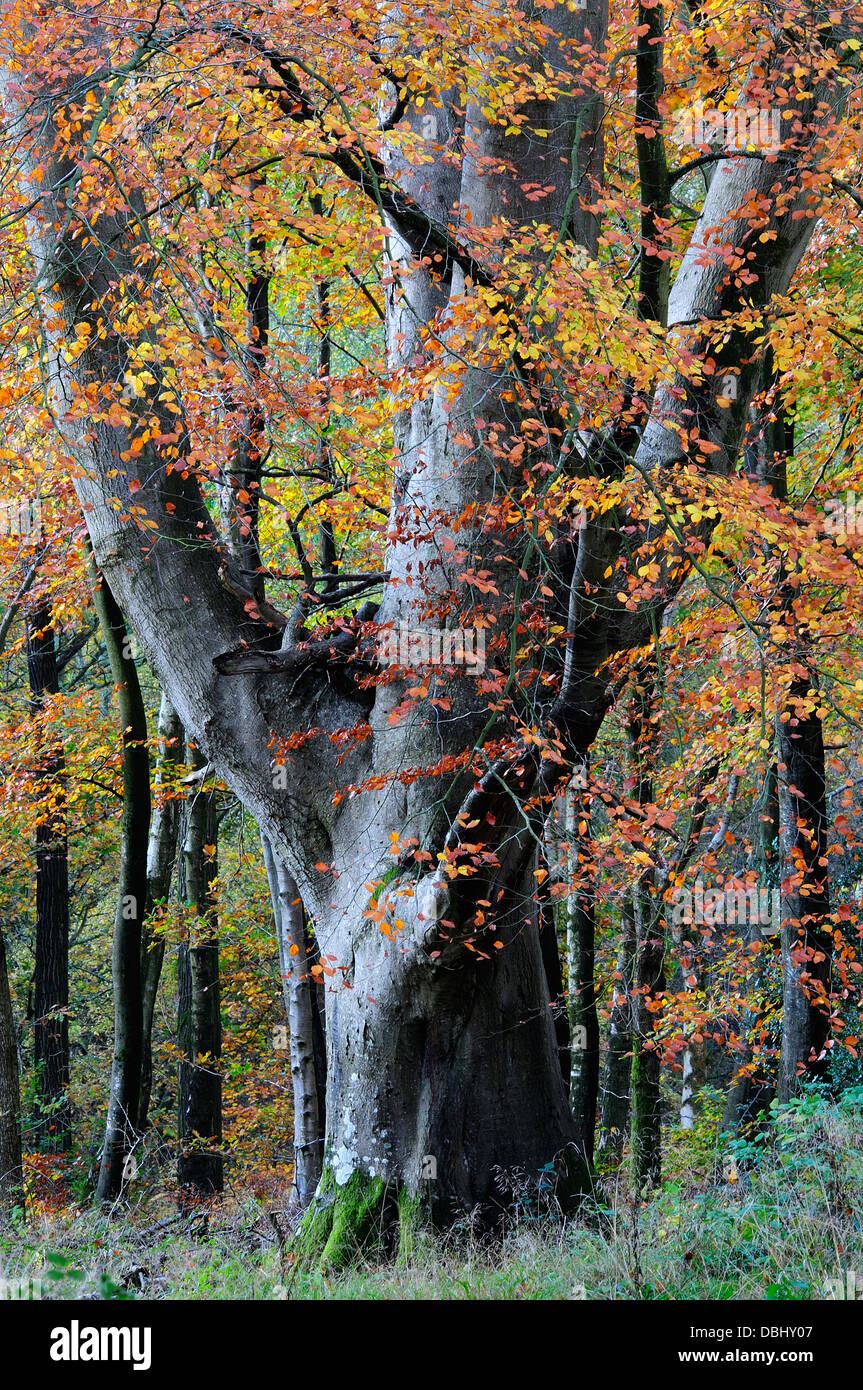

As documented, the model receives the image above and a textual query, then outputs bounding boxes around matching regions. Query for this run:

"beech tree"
[1,1,860,1260]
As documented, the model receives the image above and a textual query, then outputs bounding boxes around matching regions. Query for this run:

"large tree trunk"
[138,692,183,1133]
[177,746,223,1198]
[0,924,24,1213]
[91,570,150,1202]
[295,851,588,1267]
[26,601,70,1152]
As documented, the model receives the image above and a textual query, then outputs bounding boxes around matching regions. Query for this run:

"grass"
[1,1087,861,1300]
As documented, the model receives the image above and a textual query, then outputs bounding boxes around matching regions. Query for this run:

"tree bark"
[26,600,70,1152]
[138,691,183,1134]
[721,762,778,1134]
[628,702,664,1193]
[598,898,635,1165]
[262,835,325,1207]
[777,685,831,1099]
[0,924,24,1213]
[564,775,599,1163]
[91,569,150,1202]
[177,745,223,1197]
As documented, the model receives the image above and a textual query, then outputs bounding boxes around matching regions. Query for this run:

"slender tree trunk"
[138,691,183,1133]
[631,883,664,1191]
[746,386,830,1100]
[777,687,831,1099]
[262,835,325,1207]
[598,898,635,1164]
[177,745,222,1197]
[92,569,150,1202]
[721,763,778,1133]
[538,880,570,1090]
[628,704,664,1192]
[0,924,24,1213]
[564,773,599,1163]
[26,601,70,1152]
[679,1037,702,1130]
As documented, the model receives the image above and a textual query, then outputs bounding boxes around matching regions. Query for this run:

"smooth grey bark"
[0,924,24,1213]
[91,568,150,1203]
[261,834,325,1207]
[138,691,184,1134]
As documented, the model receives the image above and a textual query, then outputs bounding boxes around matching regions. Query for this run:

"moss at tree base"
[293,1147,594,1271]
[293,1166,401,1271]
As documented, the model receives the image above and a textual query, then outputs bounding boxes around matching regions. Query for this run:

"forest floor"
[1,1088,861,1301]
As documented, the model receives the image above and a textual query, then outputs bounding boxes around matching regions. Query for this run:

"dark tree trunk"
[598,898,635,1164]
[627,705,664,1193]
[138,691,183,1133]
[721,763,778,1134]
[631,882,665,1192]
[92,569,150,1202]
[26,601,70,1152]
[746,386,830,1101]
[0,924,24,1213]
[177,745,223,1197]
[777,684,831,1099]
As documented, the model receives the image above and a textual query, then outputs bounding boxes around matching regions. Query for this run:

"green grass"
[2,1088,861,1300]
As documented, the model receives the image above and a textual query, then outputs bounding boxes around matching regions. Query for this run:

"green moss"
[396,1187,425,1265]
[293,1166,398,1272]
